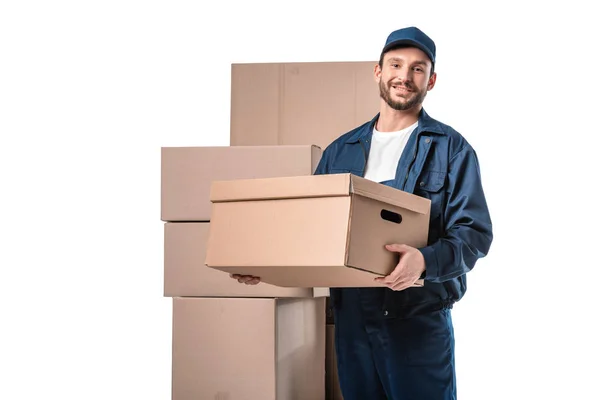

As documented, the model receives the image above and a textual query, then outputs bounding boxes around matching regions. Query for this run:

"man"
[232,26,493,399]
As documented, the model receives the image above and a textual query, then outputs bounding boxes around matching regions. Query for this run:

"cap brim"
[381,39,434,63]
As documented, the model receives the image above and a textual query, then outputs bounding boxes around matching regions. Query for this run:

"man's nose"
[394,67,412,82]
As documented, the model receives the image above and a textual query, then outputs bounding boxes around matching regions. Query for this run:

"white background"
[1,1,598,399]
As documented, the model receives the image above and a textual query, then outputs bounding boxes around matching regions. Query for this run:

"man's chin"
[390,99,410,109]
[391,100,419,111]
[392,92,412,100]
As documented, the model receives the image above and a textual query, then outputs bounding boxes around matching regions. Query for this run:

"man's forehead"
[384,47,431,63]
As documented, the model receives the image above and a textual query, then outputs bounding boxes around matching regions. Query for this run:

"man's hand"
[229,274,261,285]
[374,244,425,291]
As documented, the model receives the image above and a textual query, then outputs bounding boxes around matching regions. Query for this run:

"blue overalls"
[315,109,493,400]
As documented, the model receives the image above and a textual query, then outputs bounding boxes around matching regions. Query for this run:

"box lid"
[210,173,429,215]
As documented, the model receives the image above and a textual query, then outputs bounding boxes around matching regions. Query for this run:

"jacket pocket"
[415,170,446,240]
[416,170,446,193]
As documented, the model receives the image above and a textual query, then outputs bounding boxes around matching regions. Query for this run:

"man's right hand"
[229,274,261,285]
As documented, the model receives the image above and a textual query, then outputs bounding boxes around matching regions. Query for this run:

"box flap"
[349,175,430,215]
[210,173,352,202]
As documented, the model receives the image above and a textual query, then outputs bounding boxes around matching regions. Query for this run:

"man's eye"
[414,67,423,72]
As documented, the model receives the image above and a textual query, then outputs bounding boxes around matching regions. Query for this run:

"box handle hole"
[380,209,402,224]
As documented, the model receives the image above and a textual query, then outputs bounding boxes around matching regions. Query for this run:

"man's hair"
[378,48,435,77]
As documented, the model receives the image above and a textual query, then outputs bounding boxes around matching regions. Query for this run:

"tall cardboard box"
[164,222,317,298]
[172,297,326,400]
[230,62,380,150]
[161,145,321,221]
[206,173,430,288]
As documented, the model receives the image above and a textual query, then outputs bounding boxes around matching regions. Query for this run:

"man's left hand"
[374,244,426,291]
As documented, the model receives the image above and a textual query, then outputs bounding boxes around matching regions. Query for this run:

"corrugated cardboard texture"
[230,62,380,150]
[206,174,429,288]
[161,145,322,221]
[172,297,326,400]
[164,222,316,298]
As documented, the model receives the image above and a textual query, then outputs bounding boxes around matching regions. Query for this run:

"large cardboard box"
[230,62,380,150]
[161,145,321,221]
[172,297,326,400]
[205,173,430,288]
[326,325,343,400]
[164,222,317,298]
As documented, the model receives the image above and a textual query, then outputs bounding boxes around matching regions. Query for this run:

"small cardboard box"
[205,173,430,288]
[230,61,380,151]
[161,145,321,221]
[171,297,326,400]
[164,222,320,298]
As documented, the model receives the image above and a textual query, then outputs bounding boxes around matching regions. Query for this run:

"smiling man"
[232,27,493,400]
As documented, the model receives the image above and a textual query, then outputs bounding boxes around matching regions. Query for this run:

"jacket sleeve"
[419,145,493,283]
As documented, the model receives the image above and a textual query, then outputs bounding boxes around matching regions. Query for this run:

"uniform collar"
[345,108,446,144]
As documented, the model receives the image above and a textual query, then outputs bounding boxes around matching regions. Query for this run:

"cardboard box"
[164,222,318,298]
[230,62,380,150]
[326,324,343,400]
[205,173,430,288]
[172,297,326,400]
[161,145,321,221]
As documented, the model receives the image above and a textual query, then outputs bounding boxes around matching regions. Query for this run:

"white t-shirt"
[363,121,418,183]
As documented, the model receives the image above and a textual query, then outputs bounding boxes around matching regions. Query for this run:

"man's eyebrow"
[387,57,428,65]
[387,57,403,63]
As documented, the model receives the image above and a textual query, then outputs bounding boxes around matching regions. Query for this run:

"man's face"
[376,47,436,111]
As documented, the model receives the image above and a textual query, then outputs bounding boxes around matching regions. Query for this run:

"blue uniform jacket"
[314,108,493,317]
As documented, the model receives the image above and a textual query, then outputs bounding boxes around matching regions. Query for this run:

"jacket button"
[383,310,389,316]
[420,181,425,187]
[425,138,431,144]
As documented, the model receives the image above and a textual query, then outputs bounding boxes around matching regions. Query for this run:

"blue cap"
[381,27,436,64]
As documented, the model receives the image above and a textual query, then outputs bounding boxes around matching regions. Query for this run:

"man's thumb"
[385,243,405,252]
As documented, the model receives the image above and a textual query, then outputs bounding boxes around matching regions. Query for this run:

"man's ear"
[427,72,437,91]
[374,63,382,83]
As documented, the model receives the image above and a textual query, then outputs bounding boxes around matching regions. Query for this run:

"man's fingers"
[374,277,411,291]
[385,259,409,283]
[391,280,410,291]
[385,243,407,253]
[232,275,261,285]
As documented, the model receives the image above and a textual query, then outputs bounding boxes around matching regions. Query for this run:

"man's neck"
[375,104,421,132]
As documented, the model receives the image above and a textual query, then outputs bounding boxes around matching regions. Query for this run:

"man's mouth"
[391,84,412,92]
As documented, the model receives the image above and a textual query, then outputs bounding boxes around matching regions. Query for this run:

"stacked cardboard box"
[162,61,386,399]
[230,61,380,150]
[162,145,328,400]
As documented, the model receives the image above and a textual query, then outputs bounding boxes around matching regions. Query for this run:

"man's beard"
[379,80,427,111]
